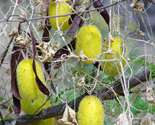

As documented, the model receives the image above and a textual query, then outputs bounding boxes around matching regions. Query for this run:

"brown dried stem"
[1,69,153,125]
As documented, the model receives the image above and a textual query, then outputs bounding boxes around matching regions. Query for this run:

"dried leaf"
[103,33,114,43]
[130,0,144,12]
[52,39,76,69]
[145,86,155,105]
[116,112,129,125]
[32,59,50,96]
[93,0,110,26]
[15,34,31,45]
[9,28,18,37]
[13,95,21,115]
[78,50,89,62]
[140,113,154,125]
[66,15,82,37]
[78,77,85,86]
[52,42,61,51]
[58,105,78,125]
[37,42,55,62]
[11,45,25,100]
[136,29,145,37]
[37,19,45,31]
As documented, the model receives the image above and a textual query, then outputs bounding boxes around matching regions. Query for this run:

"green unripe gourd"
[77,95,104,125]
[48,0,73,31]
[76,25,102,64]
[16,58,47,101]
[102,37,128,76]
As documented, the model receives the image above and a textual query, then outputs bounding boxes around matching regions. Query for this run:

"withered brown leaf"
[66,15,82,37]
[32,59,50,96]
[13,95,21,115]
[93,0,110,26]
[11,45,26,100]
[52,39,76,69]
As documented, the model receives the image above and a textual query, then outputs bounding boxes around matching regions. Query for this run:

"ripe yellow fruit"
[48,0,73,31]
[29,101,54,125]
[77,96,104,125]
[21,95,47,115]
[76,25,102,64]
[102,37,128,76]
[16,58,47,101]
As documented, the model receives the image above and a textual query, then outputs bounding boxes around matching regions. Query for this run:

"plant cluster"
[0,0,155,124]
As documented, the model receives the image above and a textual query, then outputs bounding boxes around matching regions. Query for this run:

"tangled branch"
[2,69,152,125]
[0,0,126,23]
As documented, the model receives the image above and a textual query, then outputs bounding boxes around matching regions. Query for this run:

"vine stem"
[0,0,126,23]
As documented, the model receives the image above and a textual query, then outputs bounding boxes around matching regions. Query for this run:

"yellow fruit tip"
[77,95,104,125]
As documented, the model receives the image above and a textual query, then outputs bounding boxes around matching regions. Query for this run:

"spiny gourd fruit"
[76,25,102,64]
[77,95,104,125]
[101,37,128,76]
[29,101,54,125]
[48,0,73,31]
[16,58,47,101]
[21,94,47,115]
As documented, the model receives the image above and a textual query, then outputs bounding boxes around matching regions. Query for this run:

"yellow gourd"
[16,58,47,101]
[101,37,128,76]
[77,96,104,125]
[76,25,102,64]
[24,100,55,125]
[21,95,47,115]
[48,0,73,31]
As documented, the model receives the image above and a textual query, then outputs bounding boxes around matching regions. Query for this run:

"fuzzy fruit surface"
[102,37,127,76]
[76,25,102,64]
[48,0,73,31]
[77,96,104,125]
[16,59,47,101]
[21,95,47,115]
